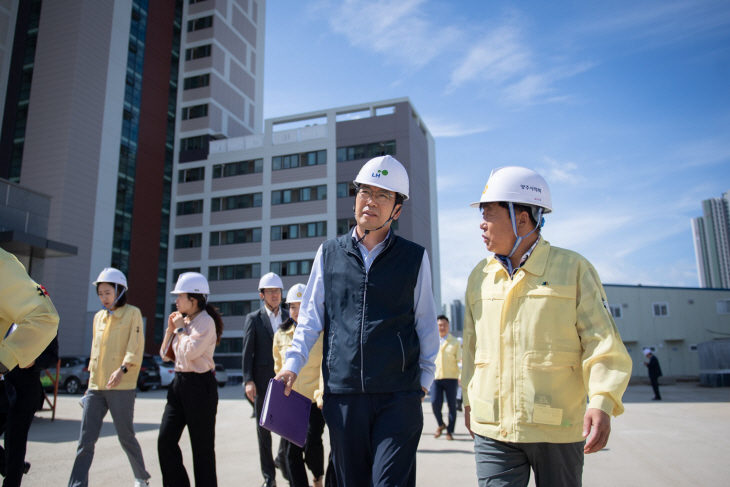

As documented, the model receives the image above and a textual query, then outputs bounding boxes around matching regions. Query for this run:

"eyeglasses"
[263,289,281,295]
[357,187,394,205]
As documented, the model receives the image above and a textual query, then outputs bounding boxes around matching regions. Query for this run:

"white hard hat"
[353,155,410,200]
[258,272,283,290]
[470,166,552,213]
[643,348,652,356]
[171,272,210,295]
[92,267,128,291]
[286,283,306,303]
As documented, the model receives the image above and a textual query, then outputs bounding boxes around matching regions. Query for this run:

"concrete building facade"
[604,284,730,378]
[692,190,730,289]
[168,98,440,372]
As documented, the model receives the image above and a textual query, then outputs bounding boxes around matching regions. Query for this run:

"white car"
[154,355,176,388]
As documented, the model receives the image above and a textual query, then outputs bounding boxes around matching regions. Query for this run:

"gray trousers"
[474,434,584,487]
[68,389,150,487]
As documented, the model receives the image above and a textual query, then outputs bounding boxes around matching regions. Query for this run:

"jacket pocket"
[468,350,499,424]
[518,350,583,427]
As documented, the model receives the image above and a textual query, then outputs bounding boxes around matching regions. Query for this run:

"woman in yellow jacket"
[273,284,325,487]
[158,272,223,487]
[68,268,150,487]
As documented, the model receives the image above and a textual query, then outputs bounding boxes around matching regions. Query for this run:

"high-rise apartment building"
[449,299,464,334]
[692,190,730,289]
[0,0,265,354]
[168,98,440,371]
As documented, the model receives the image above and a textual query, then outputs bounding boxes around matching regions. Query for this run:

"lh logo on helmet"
[371,169,389,178]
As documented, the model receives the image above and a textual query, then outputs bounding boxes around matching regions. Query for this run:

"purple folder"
[259,378,311,447]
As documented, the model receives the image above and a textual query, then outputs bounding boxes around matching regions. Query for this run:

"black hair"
[279,316,296,331]
[96,283,127,307]
[437,314,449,322]
[490,201,539,227]
[186,293,224,346]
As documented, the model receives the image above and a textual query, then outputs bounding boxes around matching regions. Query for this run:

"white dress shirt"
[283,229,439,391]
[265,305,283,335]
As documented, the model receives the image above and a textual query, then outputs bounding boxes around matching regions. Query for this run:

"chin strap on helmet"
[506,203,544,258]
[353,198,400,246]
[102,284,126,314]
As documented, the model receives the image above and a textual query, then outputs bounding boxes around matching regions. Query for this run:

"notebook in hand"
[259,378,311,447]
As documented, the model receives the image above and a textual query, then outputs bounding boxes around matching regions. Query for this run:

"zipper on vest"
[360,273,368,392]
[397,332,405,372]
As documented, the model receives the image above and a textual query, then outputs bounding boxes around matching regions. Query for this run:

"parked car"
[154,355,176,388]
[137,355,161,391]
[44,356,90,395]
[213,364,227,388]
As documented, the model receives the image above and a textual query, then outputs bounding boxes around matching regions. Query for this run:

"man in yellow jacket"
[461,167,632,486]
[431,315,461,441]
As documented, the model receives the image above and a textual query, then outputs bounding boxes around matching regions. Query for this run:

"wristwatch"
[120,365,128,374]
[176,327,185,335]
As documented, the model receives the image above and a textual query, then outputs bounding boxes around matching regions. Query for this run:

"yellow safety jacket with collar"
[273,323,323,402]
[88,304,145,390]
[435,333,461,380]
[0,249,59,372]
[461,237,632,444]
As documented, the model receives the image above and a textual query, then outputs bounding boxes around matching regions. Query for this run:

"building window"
[337,182,357,198]
[172,267,200,281]
[180,135,208,151]
[209,300,259,316]
[215,337,243,354]
[210,228,262,246]
[208,263,261,281]
[185,44,211,61]
[187,16,213,32]
[652,302,669,317]
[212,159,263,178]
[717,299,730,315]
[183,74,210,90]
[271,221,327,241]
[337,218,357,236]
[174,233,202,249]
[189,0,208,4]
[182,104,208,120]
[337,140,395,162]
[270,260,314,277]
[272,150,326,171]
[178,167,205,183]
[271,185,327,205]
[609,305,622,319]
[176,199,204,216]
[211,193,262,211]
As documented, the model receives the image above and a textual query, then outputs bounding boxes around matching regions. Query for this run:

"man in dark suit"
[243,272,289,487]
[643,348,662,400]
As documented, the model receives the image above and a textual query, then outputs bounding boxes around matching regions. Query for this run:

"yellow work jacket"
[435,333,461,380]
[273,323,323,402]
[88,305,145,390]
[461,237,632,444]
[0,249,59,372]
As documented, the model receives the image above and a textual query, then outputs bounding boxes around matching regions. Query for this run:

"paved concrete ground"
[11,382,730,486]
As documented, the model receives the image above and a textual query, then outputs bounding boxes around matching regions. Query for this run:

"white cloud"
[425,118,492,138]
[537,157,583,185]
[316,0,461,69]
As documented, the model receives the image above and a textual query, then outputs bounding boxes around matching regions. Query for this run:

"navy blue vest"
[321,231,424,394]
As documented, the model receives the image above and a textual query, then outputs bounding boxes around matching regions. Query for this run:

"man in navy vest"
[275,155,439,487]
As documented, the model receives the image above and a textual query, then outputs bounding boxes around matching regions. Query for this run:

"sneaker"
[134,479,149,487]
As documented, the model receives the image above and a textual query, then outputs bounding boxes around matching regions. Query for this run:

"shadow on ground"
[28,417,161,444]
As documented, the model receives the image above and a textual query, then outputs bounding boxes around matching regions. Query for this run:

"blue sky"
[262,0,730,306]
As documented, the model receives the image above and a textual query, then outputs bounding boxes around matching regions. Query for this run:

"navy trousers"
[322,391,423,487]
[430,378,458,434]
[0,368,40,487]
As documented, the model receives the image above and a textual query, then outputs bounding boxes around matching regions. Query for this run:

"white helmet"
[286,283,306,303]
[354,155,409,200]
[93,267,128,290]
[258,272,283,290]
[470,166,552,213]
[171,272,210,295]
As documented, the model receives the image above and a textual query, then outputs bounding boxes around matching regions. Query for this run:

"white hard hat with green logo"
[353,155,409,200]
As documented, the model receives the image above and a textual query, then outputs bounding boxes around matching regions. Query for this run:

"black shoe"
[262,482,276,487]
[24,462,30,474]
[652,397,661,401]
[274,458,289,482]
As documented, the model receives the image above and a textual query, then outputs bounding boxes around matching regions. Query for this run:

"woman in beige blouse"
[158,272,223,487]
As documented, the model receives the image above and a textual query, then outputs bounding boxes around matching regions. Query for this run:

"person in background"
[243,272,290,487]
[462,166,633,486]
[275,155,439,487]
[68,268,150,487]
[431,315,461,441]
[273,284,325,487]
[158,272,223,487]
[643,349,662,400]
[0,248,59,487]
